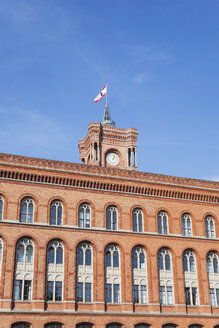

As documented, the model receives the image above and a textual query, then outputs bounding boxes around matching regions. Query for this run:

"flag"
[94,85,107,103]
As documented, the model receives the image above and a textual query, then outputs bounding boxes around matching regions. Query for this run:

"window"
[11,323,30,328]
[46,241,64,302]
[45,323,62,328]
[132,247,147,304]
[183,251,196,272]
[185,287,198,305]
[158,249,171,271]
[106,206,118,230]
[0,196,3,220]
[157,211,168,234]
[79,203,91,228]
[205,216,215,238]
[50,200,63,225]
[207,252,218,273]
[20,198,34,223]
[106,324,121,328]
[105,245,121,304]
[132,208,143,232]
[76,243,93,303]
[188,325,203,328]
[76,324,93,328]
[135,325,150,328]
[162,325,177,328]
[158,248,174,305]
[14,239,34,301]
[0,239,3,280]
[181,213,192,236]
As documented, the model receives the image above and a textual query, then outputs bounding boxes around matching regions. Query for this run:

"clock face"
[106,152,120,166]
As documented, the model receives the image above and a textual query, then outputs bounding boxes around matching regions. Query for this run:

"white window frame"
[79,203,91,228]
[105,245,121,304]
[132,247,148,304]
[157,211,169,235]
[20,198,34,223]
[205,215,215,238]
[181,213,192,237]
[50,200,63,226]
[132,208,144,232]
[106,206,118,231]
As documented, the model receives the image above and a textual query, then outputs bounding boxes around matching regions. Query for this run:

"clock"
[106,152,120,166]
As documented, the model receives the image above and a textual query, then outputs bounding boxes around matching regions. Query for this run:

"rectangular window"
[216,289,219,306]
[167,286,173,304]
[46,281,54,301]
[14,280,22,300]
[23,280,31,300]
[55,281,62,301]
[113,284,120,303]
[76,282,83,302]
[192,287,198,305]
[105,283,112,303]
[210,288,215,306]
[140,285,147,304]
[185,287,191,305]
[133,284,139,304]
[159,286,165,304]
[85,283,91,302]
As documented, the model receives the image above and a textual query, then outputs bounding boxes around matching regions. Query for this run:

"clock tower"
[78,105,138,170]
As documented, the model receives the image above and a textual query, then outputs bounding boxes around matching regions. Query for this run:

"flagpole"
[106,84,108,106]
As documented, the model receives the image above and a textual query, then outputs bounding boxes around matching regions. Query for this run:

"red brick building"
[0,106,219,328]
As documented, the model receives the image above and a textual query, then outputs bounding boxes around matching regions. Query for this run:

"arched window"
[50,200,63,225]
[162,325,177,328]
[135,325,150,328]
[157,211,168,234]
[76,243,93,302]
[132,208,143,232]
[132,247,147,304]
[105,245,121,303]
[45,323,63,328]
[183,251,196,272]
[181,213,192,236]
[183,250,199,306]
[205,215,215,238]
[106,206,118,230]
[20,198,34,223]
[207,252,219,306]
[158,248,174,305]
[14,239,34,301]
[11,323,30,328]
[188,325,203,328]
[106,324,122,328]
[46,241,64,302]
[0,239,3,280]
[76,323,93,328]
[79,203,91,228]
[0,196,3,221]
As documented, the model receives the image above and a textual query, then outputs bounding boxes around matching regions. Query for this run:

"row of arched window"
[9,322,219,328]
[1,238,219,307]
[0,196,217,238]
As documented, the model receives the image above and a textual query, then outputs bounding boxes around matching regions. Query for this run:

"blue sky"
[1,0,219,181]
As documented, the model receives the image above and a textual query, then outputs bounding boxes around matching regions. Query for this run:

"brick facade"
[0,120,219,328]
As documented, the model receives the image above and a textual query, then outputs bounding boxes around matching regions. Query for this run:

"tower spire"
[102,104,115,127]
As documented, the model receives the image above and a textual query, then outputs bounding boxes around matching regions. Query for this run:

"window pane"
[158,216,162,234]
[47,281,54,301]
[17,244,24,262]
[113,211,117,230]
[213,257,218,273]
[158,253,163,270]
[210,288,215,306]
[77,282,83,302]
[105,251,111,267]
[140,252,145,269]
[132,251,138,269]
[79,207,84,227]
[113,251,119,267]
[55,282,62,301]
[167,286,173,304]
[105,283,112,303]
[23,280,31,300]
[182,217,186,236]
[133,212,137,232]
[0,197,3,221]
[165,254,170,270]
[14,280,22,300]
[159,286,165,304]
[163,216,168,234]
[183,255,188,272]
[56,247,63,264]
[133,285,139,304]
[216,289,219,306]
[85,208,90,227]
[114,284,120,303]
[48,247,54,263]
[57,205,62,225]
[85,249,91,266]
[0,243,2,262]
[192,287,197,305]
[185,287,190,305]
[138,213,143,232]
[189,256,195,272]
[140,285,147,304]
[85,283,91,302]
[25,245,33,263]
[106,211,111,230]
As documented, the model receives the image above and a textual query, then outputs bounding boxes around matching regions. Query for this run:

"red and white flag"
[94,85,107,103]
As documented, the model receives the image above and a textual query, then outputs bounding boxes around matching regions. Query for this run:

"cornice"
[0,152,219,194]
